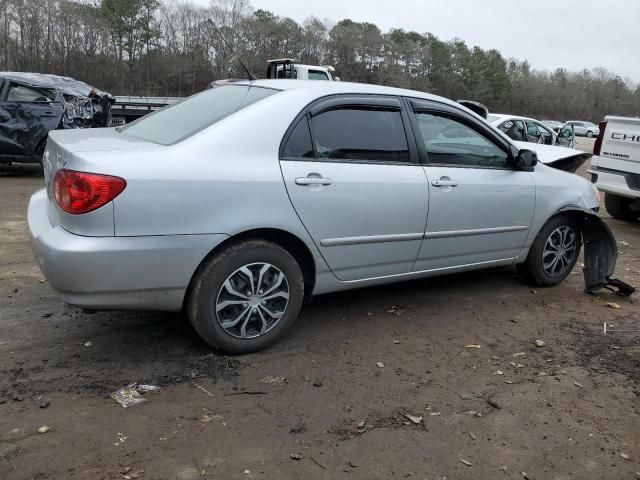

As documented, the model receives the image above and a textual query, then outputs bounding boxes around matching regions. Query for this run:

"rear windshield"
[119,85,278,145]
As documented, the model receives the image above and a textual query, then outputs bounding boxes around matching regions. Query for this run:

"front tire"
[604,193,640,221]
[587,130,594,138]
[188,239,304,354]
[518,216,582,287]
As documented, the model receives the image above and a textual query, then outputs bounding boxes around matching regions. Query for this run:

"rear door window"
[282,116,314,159]
[121,85,278,145]
[310,108,410,163]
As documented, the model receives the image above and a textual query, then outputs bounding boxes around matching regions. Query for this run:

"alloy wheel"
[215,263,290,339]
[542,226,577,277]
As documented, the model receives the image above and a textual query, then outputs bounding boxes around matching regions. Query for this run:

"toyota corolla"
[28,80,634,353]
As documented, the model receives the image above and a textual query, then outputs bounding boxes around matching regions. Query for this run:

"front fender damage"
[572,210,636,295]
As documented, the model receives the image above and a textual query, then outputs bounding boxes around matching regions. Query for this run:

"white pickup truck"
[265,59,339,81]
[589,116,640,221]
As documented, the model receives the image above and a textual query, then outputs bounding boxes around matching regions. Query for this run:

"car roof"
[0,71,58,88]
[234,79,466,111]
[0,71,113,98]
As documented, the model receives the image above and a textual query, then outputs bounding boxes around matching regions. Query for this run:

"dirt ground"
[1,138,639,480]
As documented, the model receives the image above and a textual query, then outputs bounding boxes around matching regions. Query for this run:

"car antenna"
[207,18,257,81]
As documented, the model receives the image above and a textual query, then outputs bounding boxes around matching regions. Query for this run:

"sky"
[192,0,640,82]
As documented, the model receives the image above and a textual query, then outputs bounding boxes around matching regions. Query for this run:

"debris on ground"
[621,453,631,461]
[114,432,128,446]
[37,426,49,434]
[512,352,526,357]
[510,362,524,369]
[200,413,224,425]
[36,396,50,409]
[376,362,385,368]
[193,383,215,398]
[573,381,584,389]
[136,384,159,392]
[535,339,546,347]
[401,413,423,425]
[459,459,473,466]
[607,302,621,309]
[83,341,92,347]
[290,453,303,460]
[387,304,407,316]
[261,376,287,385]
[110,383,160,408]
[464,344,481,349]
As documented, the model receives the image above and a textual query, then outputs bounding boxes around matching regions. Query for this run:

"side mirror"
[514,149,538,171]
[333,76,341,82]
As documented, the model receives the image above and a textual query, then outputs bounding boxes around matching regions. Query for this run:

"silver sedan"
[28,80,633,353]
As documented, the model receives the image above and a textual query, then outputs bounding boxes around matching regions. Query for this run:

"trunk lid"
[42,128,161,236]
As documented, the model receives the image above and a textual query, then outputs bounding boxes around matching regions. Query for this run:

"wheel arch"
[183,227,317,311]
[547,206,633,294]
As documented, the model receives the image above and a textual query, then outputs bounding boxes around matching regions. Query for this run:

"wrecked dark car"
[0,72,114,164]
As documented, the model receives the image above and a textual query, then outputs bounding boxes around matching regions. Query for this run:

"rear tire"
[604,193,640,221]
[517,215,582,287]
[187,239,304,354]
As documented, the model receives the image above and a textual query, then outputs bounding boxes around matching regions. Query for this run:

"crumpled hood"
[513,141,592,173]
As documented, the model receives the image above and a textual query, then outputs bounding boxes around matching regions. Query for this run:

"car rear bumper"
[28,188,228,311]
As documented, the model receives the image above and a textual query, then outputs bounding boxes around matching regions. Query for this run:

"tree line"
[1,0,638,122]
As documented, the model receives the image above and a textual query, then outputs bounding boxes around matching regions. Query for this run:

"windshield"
[120,85,278,145]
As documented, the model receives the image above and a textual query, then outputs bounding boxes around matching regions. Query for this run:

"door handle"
[431,179,458,187]
[295,176,332,186]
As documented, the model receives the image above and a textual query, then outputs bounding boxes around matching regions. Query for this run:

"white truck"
[590,116,640,221]
[265,59,339,81]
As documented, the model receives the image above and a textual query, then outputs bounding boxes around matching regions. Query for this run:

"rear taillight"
[593,120,607,156]
[53,169,126,214]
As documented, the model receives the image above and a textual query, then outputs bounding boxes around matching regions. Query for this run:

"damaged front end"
[0,72,114,164]
[49,75,114,128]
[573,209,636,296]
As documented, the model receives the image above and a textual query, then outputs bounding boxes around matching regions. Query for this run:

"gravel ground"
[1,139,639,479]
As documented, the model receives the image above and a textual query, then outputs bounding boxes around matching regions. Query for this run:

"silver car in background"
[28,80,633,353]
[565,120,600,137]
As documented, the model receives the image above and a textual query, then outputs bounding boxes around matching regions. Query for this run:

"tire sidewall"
[190,241,304,354]
[526,216,582,286]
